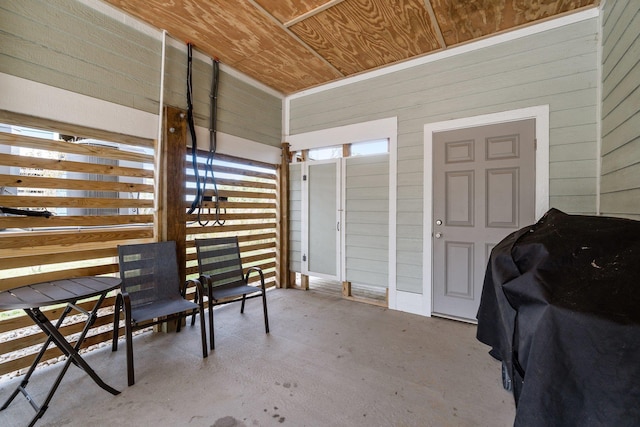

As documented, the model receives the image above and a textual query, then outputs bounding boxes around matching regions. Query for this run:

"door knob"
[435,232,442,239]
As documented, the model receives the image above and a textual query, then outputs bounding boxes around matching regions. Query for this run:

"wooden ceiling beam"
[247,0,345,77]
[284,0,347,28]
[423,0,447,49]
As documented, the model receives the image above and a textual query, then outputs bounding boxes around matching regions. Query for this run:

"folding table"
[0,276,121,426]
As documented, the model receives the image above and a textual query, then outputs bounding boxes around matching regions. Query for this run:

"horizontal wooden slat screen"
[184,151,278,289]
[0,116,155,378]
[0,116,280,379]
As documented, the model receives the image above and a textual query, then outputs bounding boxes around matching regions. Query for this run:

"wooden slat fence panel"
[0,116,279,379]
[0,117,155,377]
[184,150,278,291]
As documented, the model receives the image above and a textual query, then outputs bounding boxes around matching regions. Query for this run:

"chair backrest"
[195,237,244,289]
[118,241,182,308]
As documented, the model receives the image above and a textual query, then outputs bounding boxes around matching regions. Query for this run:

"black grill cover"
[477,208,640,426]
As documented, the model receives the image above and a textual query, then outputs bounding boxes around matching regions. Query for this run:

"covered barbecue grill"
[477,208,640,426]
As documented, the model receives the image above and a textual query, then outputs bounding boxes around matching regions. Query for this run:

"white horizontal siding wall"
[1,0,160,114]
[289,15,600,294]
[1,0,282,148]
[163,45,282,148]
[345,154,389,288]
[600,0,640,220]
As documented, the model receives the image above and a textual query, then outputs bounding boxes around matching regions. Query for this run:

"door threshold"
[432,312,478,325]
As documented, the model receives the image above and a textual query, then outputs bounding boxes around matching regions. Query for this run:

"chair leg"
[199,304,208,358]
[262,290,270,334]
[209,302,215,350]
[125,318,135,386]
[112,294,122,351]
[240,294,246,313]
[176,312,183,333]
[120,295,136,386]
[191,287,199,326]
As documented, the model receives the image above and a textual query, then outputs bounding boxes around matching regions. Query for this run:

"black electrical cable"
[186,43,201,216]
[203,57,225,226]
[184,44,224,226]
[0,207,53,218]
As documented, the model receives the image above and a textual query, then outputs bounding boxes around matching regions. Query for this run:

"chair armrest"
[120,291,133,319]
[187,278,206,306]
[199,274,213,286]
[179,280,188,297]
[244,266,265,289]
[114,291,130,317]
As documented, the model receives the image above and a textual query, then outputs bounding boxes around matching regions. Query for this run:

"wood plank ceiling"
[103,0,599,95]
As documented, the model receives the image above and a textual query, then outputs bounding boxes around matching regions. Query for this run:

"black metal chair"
[195,236,269,349]
[113,241,207,386]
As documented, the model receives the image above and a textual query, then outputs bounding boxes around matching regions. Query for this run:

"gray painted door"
[306,160,341,279]
[432,119,536,321]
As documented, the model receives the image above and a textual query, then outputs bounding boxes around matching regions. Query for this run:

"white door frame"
[421,106,550,317]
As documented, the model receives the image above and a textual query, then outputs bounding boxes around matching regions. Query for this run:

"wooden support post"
[153,117,164,243]
[161,106,188,332]
[289,271,298,287]
[342,281,352,297]
[164,106,188,279]
[342,143,351,299]
[301,274,309,291]
[276,143,291,288]
[343,143,351,158]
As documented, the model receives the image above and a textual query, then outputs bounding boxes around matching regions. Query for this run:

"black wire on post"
[203,57,225,226]
[184,44,224,226]
[186,43,201,216]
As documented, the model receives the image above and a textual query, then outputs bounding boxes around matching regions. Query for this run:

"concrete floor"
[0,288,515,427]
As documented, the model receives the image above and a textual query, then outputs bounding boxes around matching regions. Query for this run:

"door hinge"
[303,174,307,181]
[302,254,307,262]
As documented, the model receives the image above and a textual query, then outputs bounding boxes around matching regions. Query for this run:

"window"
[307,145,342,161]
[292,139,388,162]
[350,139,388,156]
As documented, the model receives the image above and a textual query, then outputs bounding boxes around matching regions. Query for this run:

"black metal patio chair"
[113,241,207,386]
[195,236,269,349]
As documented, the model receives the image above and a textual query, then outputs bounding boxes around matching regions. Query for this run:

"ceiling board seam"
[283,0,346,28]
[423,0,447,49]
[247,0,345,77]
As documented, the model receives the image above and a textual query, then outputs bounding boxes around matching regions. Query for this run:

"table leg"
[30,304,120,396]
[1,293,120,426]
[0,304,74,412]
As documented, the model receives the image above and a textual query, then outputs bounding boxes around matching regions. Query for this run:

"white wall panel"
[601,1,640,219]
